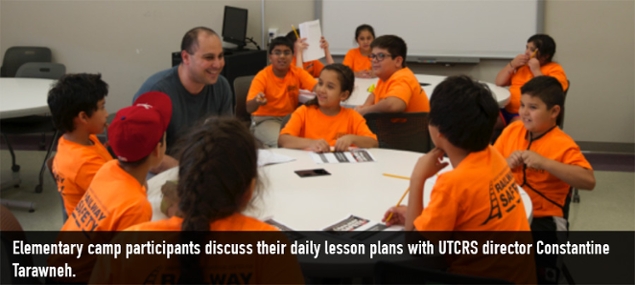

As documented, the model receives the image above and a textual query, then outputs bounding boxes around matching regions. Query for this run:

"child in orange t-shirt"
[89,118,304,284]
[48,91,172,283]
[354,35,430,116]
[47,73,113,219]
[493,76,595,283]
[279,64,378,152]
[383,75,536,284]
[286,30,334,77]
[495,34,568,125]
[342,24,375,78]
[246,36,318,148]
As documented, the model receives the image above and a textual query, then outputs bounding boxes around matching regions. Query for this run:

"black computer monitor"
[222,6,248,49]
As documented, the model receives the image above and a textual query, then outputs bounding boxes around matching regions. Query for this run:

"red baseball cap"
[108,91,173,162]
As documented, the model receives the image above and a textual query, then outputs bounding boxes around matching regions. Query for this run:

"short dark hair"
[305,64,355,107]
[47,73,109,133]
[520,76,564,111]
[355,24,375,40]
[429,75,499,152]
[528,34,556,62]
[268,36,294,54]
[371,35,407,67]
[181,27,218,55]
[285,30,299,42]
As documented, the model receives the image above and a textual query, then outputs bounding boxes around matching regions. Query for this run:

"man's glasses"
[369,53,392,61]
[272,50,293,56]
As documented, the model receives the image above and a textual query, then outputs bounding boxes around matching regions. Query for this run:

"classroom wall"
[1,0,633,147]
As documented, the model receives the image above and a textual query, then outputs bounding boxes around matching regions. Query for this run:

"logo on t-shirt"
[482,170,522,225]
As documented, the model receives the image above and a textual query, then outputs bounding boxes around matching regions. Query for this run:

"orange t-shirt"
[52,134,113,216]
[291,56,325,78]
[280,105,377,145]
[49,159,152,283]
[414,146,534,284]
[247,65,317,117]
[374,67,430,112]
[342,47,372,73]
[506,62,568,113]
[494,121,592,218]
[89,214,305,284]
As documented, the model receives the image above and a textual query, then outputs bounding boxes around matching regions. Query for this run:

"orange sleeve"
[413,176,458,231]
[298,68,318,91]
[75,157,107,191]
[116,200,152,231]
[562,144,592,170]
[247,69,268,101]
[312,60,325,77]
[544,64,569,92]
[343,49,355,69]
[279,106,306,137]
[351,111,377,140]
[380,78,412,105]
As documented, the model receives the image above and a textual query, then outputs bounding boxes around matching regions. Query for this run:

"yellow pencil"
[385,187,409,223]
[291,25,300,39]
[383,173,409,180]
[530,49,538,58]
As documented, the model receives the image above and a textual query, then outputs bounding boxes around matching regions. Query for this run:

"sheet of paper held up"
[298,19,325,62]
[258,149,295,167]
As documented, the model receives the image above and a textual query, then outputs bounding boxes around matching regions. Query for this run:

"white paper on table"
[322,214,401,242]
[309,149,375,164]
[298,19,325,62]
[299,89,316,103]
[258,149,295,167]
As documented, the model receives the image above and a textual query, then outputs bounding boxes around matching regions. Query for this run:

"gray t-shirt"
[133,66,234,153]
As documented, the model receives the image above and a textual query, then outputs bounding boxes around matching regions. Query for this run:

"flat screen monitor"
[222,6,248,49]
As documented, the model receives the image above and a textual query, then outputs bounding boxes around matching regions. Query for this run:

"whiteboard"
[322,0,542,60]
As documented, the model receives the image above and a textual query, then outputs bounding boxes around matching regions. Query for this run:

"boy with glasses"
[354,35,429,115]
[247,37,317,147]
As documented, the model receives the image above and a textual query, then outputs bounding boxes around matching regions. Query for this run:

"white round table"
[0,78,56,119]
[345,74,510,108]
[147,148,531,229]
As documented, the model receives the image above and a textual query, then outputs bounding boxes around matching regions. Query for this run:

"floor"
[1,135,633,231]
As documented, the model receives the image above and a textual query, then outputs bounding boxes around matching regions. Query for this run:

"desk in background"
[0,78,55,119]
[147,148,531,229]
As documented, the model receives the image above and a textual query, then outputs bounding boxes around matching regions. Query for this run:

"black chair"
[374,261,513,284]
[233,75,255,126]
[45,154,68,223]
[364,112,432,153]
[0,46,51,77]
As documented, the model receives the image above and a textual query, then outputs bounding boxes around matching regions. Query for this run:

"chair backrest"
[16,62,66,80]
[364,112,432,153]
[557,80,570,129]
[1,46,52,77]
[233,75,255,125]
[45,154,68,223]
[374,261,513,284]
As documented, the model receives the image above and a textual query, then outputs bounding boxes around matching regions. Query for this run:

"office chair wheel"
[35,184,42,193]
[11,165,20,172]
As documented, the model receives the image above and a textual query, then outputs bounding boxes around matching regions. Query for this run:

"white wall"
[1,0,633,145]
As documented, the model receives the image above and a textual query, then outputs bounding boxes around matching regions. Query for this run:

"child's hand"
[319,37,330,51]
[411,148,449,181]
[382,205,407,226]
[295,38,309,52]
[510,54,529,69]
[354,105,369,115]
[309,139,330,153]
[334,135,354,152]
[255,93,267,105]
[527,57,541,72]
[520,150,548,170]
[507,150,524,169]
